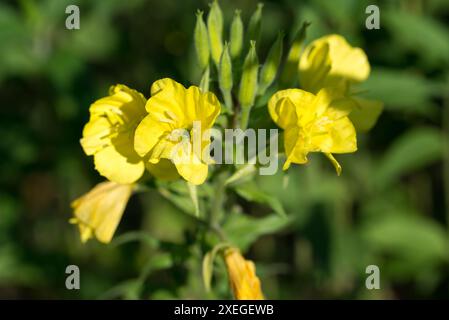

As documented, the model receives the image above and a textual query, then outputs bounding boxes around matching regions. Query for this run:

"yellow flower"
[80,84,147,184]
[299,34,383,132]
[269,87,357,174]
[134,78,221,185]
[80,84,178,183]
[299,34,370,94]
[70,181,134,243]
[224,248,264,300]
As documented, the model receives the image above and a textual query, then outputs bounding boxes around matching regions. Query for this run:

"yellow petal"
[71,181,133,243]
[268,89,315,129]
[147,78,221,130]
[299,41,332,94]
[146,159,180,181]
[313,117,357,154]
[134,115,172,157]
[224,248,264,300]
[82,84,147,184]
[80,117,112,155]
[283,126,308,170]
[324,34,370,82]
[94,136,145,184]
[300,34,370,93]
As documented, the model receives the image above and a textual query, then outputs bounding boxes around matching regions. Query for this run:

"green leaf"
[348,97,383,132]
[111,231,159,248]
[234,181,286,217]
[361,214,449,273]
[384,10,449,67]
[158,187,196,217]
[359,68,440,116]
[375,127,444,188]
[223,213,291,251]
[225,164,257,186]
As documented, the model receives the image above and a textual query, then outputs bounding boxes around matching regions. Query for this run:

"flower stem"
[199,66,210,93]
[443,88,449,232]
[240,105,252,130]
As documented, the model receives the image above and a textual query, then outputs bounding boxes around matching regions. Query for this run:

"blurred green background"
[1,0,449,299]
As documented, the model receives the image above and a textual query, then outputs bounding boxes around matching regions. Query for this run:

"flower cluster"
[71,0,382,300]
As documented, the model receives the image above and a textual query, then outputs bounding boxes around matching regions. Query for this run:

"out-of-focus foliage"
[1,0,449,299]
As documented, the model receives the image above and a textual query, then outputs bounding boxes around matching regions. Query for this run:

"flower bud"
[239,41,259,109]
[194,10,210,70]
[247,3,264,44]
[207,0,223,65]
[259,32,284,95]
[229,10,243,59]
[219,42,233,110]
[280,21,310,86]
[219,42,233,92]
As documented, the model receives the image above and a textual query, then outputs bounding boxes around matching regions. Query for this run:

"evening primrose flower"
[80,84,146,184]
[268,87,357,174]
[299,34,383,132]
[134,78,221,185]
[224,248,264,300]
[81,84,177,183]
[299,34,370,94]
[70,181,134,243]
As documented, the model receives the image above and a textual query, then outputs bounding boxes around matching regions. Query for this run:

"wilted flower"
[268,87,357,174]
[224,248,264,300]
[134,78,221,185]
[70,181,134,243]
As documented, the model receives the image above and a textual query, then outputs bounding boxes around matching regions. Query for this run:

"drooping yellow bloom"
[299,34,370,94]
[269,87,357,174]
[70,181,134,243]
[134,78,221,185]
[299,34,383,132]
[80,84,147,184]
[224,248,264,300]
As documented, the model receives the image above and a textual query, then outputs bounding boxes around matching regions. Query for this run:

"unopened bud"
[207,0,223,65]
[194,10,210,70]
[259,32,284,95]
[280,21,310,86]
[219,43,233,110]
[229,10,243,59]
[239,41,259,109]
[247,3,264,45]
[219,43,233,92]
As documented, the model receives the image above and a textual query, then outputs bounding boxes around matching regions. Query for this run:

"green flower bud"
[219,43,233,111]
[259,32,284,95]
[194,10,210,70]
[239,41,259,108]
[247,3,264,44]
[229,10,243,59]
[219,43,233,92]
[207,0,223,65]
[239,41,259,128]
[280,21,310,86]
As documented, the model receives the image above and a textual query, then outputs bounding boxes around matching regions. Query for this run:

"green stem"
[222,89,234,114]
[443,89,449,232]
[240,105,252,130]
[187,182,200,218]
[199,66,210,92]
[210,172,228,225]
